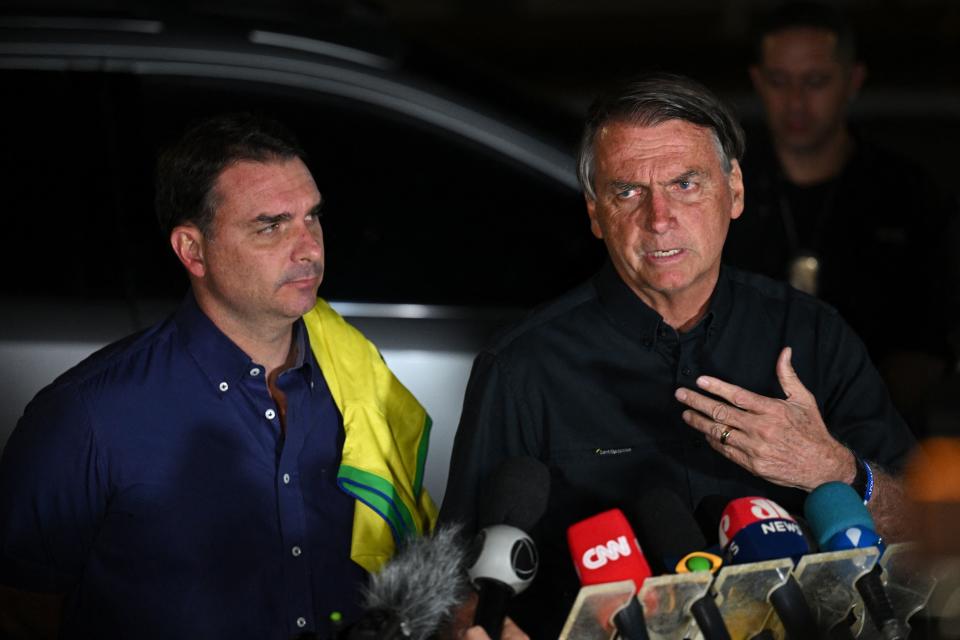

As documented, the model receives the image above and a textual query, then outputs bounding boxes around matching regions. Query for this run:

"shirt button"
[682,367,692,376]
[282,473,291,485]
[296,617,307,628]
[265,408,276,420]
[218,381,229,392]
[292,546,302,557]
[250,367,261,377]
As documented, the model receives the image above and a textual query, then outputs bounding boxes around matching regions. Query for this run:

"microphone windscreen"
[695,495,732,548]
[791,513,820,553]
[478,456,550,530]
[467,525,538,594]
[631,488,707,575]
[720,497,809,564]
[719,496,795,548]
[804,482,875,549]
[567,508,652,587]
[361,524,471,640]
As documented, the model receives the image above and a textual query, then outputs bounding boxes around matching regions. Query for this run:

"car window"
[1,68,605,307]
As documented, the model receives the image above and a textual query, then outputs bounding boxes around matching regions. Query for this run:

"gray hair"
[577,73,746,201]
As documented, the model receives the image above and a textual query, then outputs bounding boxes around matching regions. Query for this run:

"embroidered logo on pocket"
[595,447,633,456]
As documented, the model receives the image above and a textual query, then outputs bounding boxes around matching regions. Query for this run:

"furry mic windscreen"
[361,523,472,640]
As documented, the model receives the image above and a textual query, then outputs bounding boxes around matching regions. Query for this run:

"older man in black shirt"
[441,73,915,638]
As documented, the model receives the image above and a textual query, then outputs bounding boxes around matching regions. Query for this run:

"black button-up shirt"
[724,130,959,366]
[441,261,915,638]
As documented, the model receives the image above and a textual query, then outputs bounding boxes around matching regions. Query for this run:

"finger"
[676,388,748,429]
[704,426,754,469]
[684,407,762,462]
[775,346,814,402]
[463,627,491,640]
[690,375,777,415]
[501,618,530,640]
[681,407,737,441]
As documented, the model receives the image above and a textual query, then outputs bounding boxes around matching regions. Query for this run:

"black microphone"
[340,524,472,640]
[466,456,550,639]
[694,494,731,549]
[631,489,731,640]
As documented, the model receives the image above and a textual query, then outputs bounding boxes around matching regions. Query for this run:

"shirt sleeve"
[819,310,917,473]
[0,383,108,593]
[438,350,539,534]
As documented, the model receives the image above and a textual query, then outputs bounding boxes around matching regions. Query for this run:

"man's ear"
[586,195,604,239]
[848,62,867,99]
[170,224,207,278]
[728,159,745,220]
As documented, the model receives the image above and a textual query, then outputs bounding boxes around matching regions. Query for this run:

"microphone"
[634,490,723,576]
[632,489,730,640]
[719,497,809,564]
[695,494,732,548]
[567,508,652,639]
[568,508,652,587]
[805,482,908,640]
[341,524,471,640]
[716,496,821,640]
[466,456,550,639]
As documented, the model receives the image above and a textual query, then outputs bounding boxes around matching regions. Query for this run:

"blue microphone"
[804,481,885,554]
[805,482,906,640]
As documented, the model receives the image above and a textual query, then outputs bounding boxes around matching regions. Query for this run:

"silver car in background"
[0,15,604,503]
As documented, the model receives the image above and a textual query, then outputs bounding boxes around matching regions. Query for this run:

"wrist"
[842,447,858,485]
[849,453,875,504]
[803,446,857,492]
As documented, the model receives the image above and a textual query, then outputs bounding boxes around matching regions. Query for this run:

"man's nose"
[644,190,674,233]
[293,222,323,262]
[785,82,808,110]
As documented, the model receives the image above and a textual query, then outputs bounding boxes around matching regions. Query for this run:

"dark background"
[11,0,958,186]
[389,0,960,190]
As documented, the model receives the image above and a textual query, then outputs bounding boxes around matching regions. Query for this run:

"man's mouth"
[280,267,324,288]
[648,249,682,258]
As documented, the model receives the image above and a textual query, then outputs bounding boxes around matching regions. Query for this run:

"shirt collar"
[174,292,315,391]
[593,260,733,348]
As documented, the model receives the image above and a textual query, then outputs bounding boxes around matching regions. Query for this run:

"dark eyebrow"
[611,180,643,191]
[307,201,324,217]
[252,212,292,226]
[667,170,701,184]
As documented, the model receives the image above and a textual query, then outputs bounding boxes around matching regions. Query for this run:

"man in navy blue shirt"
[0,114,460,640]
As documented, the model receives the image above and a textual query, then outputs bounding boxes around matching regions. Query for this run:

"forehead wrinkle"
[595,120,730,187]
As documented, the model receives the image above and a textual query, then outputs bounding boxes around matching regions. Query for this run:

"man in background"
[724,1,960,430]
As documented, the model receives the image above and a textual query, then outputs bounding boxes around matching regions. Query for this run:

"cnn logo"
[582,536,632,570]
